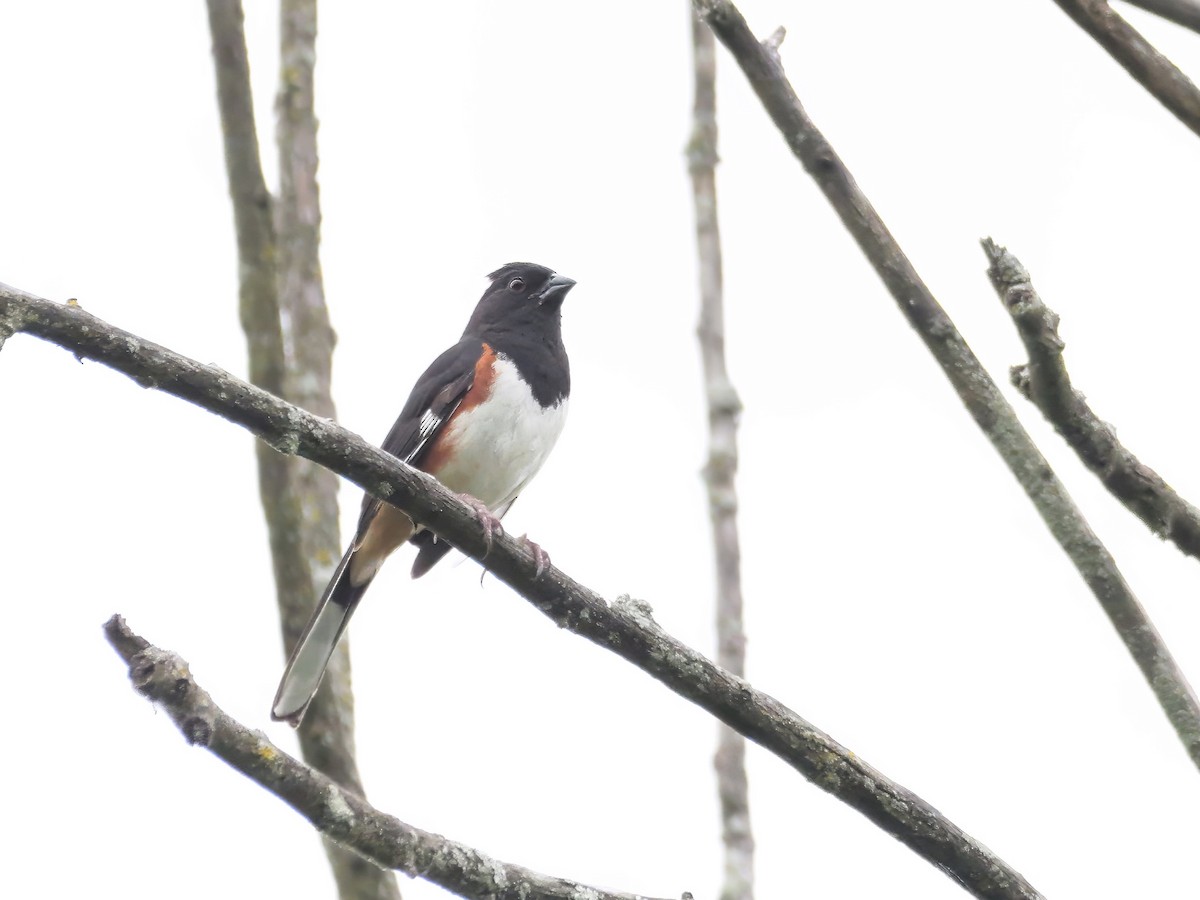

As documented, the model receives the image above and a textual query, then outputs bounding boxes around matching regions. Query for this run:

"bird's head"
[464,262,576,337]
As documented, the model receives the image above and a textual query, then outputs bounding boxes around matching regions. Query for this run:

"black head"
[463,262,575,339]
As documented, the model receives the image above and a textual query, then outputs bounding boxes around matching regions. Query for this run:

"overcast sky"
[3,2,1200,898]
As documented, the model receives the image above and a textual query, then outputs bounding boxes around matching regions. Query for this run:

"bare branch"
[1052,0,1200,138]
[205,0,285,397]
[1,284,1043,900]
[687,14,753,900]
[276,0,341,596]
[270,13,394,894]
[206,0,316,733]
[691,0,1200,771]
[102,615,675,900]
[205,4,387,895]
[1120,0,1200,37]
[983,239,1200,559]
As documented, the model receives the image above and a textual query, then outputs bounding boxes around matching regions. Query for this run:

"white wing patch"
[406,406,456,464]
[419,409,440,437]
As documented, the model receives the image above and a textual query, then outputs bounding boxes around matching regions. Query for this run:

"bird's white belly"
[431,356,567,511]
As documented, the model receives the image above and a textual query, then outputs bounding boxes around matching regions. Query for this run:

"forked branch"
[983,239,1200,560]
[691,0,1200,770]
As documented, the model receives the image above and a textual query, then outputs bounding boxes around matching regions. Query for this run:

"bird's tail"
[271,547,372,726]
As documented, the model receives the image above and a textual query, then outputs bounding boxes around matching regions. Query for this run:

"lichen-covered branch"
[205,3,392,897]
[983,239,1200,560]
[686,14,753,900]
[1,283,1043,900]
[690,0,1200,771]
[1051,0,1200,138]
[102,615,674,900]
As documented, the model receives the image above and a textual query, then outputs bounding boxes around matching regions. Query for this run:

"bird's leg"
[456,493,503,555]
[518,534,551,579]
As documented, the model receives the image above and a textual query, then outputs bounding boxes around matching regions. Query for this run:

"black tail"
[409,530,455,578]
[271,547,372,725]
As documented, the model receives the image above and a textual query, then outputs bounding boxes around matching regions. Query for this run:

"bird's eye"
[508,277,526,292]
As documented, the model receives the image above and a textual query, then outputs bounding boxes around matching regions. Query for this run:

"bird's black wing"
[355,338,483,537]
[272,339,482,724]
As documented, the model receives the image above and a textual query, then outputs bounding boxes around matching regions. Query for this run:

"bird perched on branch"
[272,262,575,725]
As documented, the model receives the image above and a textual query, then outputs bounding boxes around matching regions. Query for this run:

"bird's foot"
[518,534,551,579]
[457,493,502,555]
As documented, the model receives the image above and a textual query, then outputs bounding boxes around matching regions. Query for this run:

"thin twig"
[205,3,388,896]
[687,13,753,900]
[691,0,1200,771]
[1121,0,1200,37]
[983,239,1200,559]
[102,615,675,900]
[1052,0,1200,138]
[1,284,1044,900]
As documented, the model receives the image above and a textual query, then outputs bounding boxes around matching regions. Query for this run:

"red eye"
[508,278,525,292]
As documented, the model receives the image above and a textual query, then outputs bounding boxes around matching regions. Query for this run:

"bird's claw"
[519,534,551,579]
[457,493,502,555]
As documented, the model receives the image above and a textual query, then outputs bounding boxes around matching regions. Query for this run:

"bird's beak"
[536,273,576,306]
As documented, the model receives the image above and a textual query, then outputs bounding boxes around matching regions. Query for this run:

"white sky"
[3,2,1200,898]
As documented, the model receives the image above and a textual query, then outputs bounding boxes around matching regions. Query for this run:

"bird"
[271,262,575,725]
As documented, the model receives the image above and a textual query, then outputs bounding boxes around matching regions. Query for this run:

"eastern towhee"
[272,262,575,725]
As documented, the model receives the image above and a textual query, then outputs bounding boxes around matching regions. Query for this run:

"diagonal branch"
[102,615,675,900]
[983,239,1200,560]
[691,0,1200,771]
[1051,0,1200,138]
[205,4,392,897]
[0,284,1043,900]
[1121,0,1200,35]
[686,15,753,900]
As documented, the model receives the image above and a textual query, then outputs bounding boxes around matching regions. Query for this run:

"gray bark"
[686,14,754,900]
[1053,0,1200,137]
[984,239,1200,561]
[1,282,1044,900]
[205,3,398,896]
[692,0,1200,773]
[104,615,678,900]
